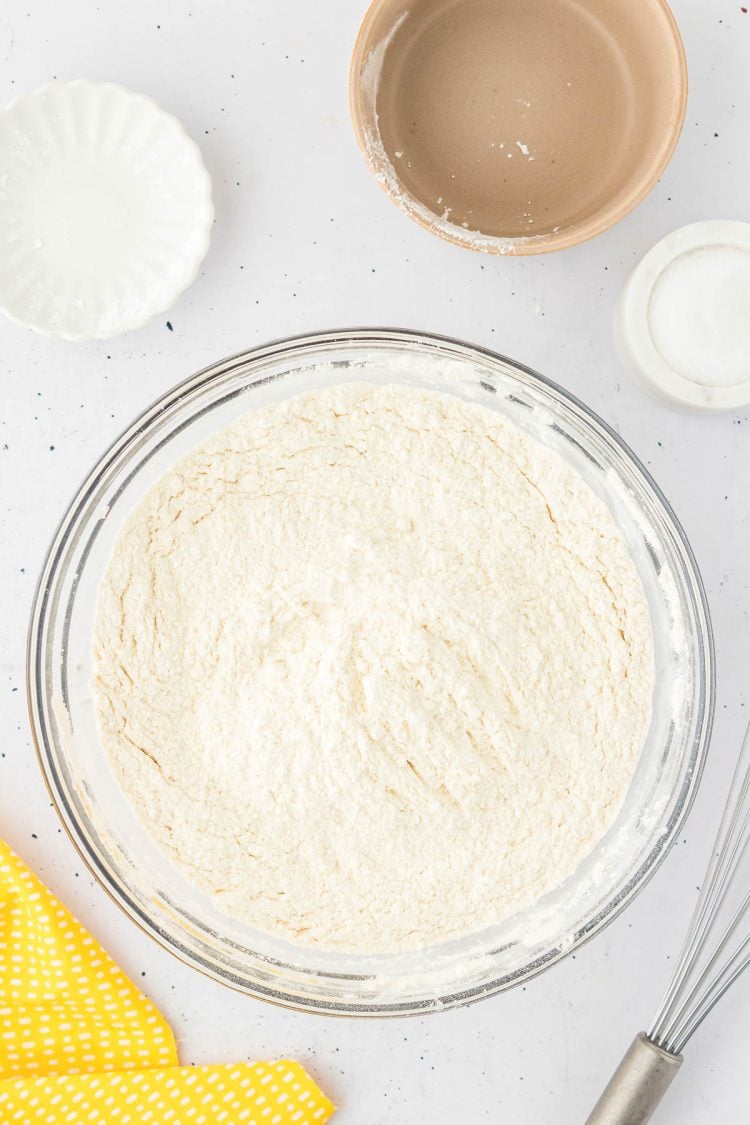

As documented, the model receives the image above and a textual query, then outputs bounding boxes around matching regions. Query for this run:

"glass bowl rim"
[27,327,716,1016]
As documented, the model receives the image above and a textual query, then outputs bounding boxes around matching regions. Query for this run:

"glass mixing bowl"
[28,329,714,1016]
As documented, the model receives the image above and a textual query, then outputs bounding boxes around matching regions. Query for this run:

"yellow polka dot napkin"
[0,840,335,1123]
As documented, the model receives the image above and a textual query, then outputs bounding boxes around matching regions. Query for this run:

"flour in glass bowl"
[92,382,654,954]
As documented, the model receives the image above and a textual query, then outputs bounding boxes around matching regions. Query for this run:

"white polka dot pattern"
[0,843,335,1123]
[0,845,175,1080]
[0,1061,335,1123]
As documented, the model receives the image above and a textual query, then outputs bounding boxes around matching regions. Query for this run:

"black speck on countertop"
[166,321,173,331]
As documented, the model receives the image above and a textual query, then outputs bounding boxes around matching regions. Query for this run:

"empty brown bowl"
[350,0,687,255]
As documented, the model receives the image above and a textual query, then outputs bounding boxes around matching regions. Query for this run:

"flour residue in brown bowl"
[350,0,687,255]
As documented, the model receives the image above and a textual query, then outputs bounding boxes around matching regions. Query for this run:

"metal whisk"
[587,722,750,1124]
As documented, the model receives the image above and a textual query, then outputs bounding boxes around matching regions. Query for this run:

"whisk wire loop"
[648,723,750,1054]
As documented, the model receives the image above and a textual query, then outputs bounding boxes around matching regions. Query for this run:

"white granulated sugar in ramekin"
[92,382,653,954]
[648,244,750,386]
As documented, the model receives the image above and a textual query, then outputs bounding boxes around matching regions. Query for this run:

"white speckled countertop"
[1,2,749,1121]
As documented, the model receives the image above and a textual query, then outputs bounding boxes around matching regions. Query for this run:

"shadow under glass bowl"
[28,329,714,1016]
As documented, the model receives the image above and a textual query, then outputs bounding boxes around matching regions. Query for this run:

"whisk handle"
[585,1034,682,1124]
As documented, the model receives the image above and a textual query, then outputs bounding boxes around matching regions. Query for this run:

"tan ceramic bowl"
[350,0,687,255]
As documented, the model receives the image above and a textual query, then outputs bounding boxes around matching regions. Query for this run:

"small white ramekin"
[617,220,750,410]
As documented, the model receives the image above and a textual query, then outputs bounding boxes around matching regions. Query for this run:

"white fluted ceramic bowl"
[0,81,213,340]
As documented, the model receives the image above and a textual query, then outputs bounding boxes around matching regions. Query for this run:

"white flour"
[93,382,653,954]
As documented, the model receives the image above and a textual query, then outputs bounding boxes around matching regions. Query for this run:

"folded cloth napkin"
[0,840,335,1124]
